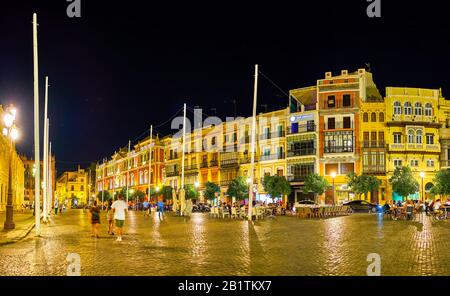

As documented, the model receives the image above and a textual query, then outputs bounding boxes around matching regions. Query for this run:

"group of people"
[89,194,128,241]
[383,198,450,220]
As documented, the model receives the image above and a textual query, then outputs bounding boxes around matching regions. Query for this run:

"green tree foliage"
[205,181,220,200]
[389,166,419,200]
[347,173,381,199]
[131,190,146,202]
[303,173,329,197]
[96,190,112,201]
[227,176,248,200]
[160,185,174,200]
[431,169,450,198]
[262,175,292,199]
[185,184,200,200]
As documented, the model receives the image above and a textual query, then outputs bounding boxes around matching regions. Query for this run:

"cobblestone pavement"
[0,209,449,275]
[0,211,35,245]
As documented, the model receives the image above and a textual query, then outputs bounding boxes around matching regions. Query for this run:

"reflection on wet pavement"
[0,210,449,275]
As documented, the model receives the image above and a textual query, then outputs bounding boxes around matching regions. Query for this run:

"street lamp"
[331,172,337,206]
[3,105,20,230]
[420,171,425,202]
[194,181,199,189]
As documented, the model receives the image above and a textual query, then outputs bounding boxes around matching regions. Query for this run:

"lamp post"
[3,105,20,230]
[420,171,425,202]
[331,172,337,206]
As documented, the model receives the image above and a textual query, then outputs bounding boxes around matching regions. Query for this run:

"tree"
[160,185,174,200]
[389,166,419,201]
[185,184,200,200]
[204,181,220,200]
[227,176,248,200]
[96,190,112,202]
[262,175,291,200]
[303,174,329,202]
[131,190,146,202]
[347,173,381,200]
[431,169,450,198]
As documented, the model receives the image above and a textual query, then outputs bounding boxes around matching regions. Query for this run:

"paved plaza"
[0,210,450,276]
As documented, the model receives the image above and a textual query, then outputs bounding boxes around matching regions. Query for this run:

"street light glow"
[10,127,19,141]
[331,172,337,179]
[420,171,425,178]
[155,186,160,192]
[194,181,199,188]
[3,113,14,128]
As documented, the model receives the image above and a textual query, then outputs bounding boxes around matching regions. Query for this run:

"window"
[343,94,351,107]
[343,117,351,129]
[425,103,433,116]
[71,185,74,191]
[393,102,401,115]
[404,102,412,115]
[371,112,377,122]
[340,163,354,175]
[414,102,422,116]
[378,132,385,146]
[363,113,369,122]
[426,134,434,145]
[410,160,419,167]
[379,152,385,166]
[393,133,401,144]
[211,136,216,146]
[427,159,435,167]
[327,117,335,129]
[327,95,335,108]
[325,163,339,175]
[416,130,423,144]
[408,129,415,143]
[263,148,270,156]
[379,112,385,122]
[393,159,402,167]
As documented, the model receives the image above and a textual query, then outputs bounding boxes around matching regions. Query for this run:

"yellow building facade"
[56,167,88,206]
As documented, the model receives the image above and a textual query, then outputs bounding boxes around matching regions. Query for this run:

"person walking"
[54,198,59,215]
[90,201,101,238]
[112,194,128,242]
[157,198,165,220]
[106,199,114,235]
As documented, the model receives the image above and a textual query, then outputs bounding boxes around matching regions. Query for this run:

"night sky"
[1,0,450,175]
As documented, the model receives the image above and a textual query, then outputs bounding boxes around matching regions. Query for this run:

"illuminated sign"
[289,114,314,122]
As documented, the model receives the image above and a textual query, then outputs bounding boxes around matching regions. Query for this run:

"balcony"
[200,162,208,168]
[184,164,198,171]
[287,148,316,157]
[220,158,239,168]
[260,131,285,141]
[362,166,386,174]
[287,123,316,135]
[324,146,354,153]
[260,153,285,161]
[426,144,440,151]
[323,122,354,130]
[166,170,179,177]
[240,135,250,144]
[388,143,405,151]
[287,175,308,182]
[440,160,450,168]
[209,159,219,167]
[362,141,385,148]
[240,154,258,164]
[220,180,233,186]
[222,144,238,152]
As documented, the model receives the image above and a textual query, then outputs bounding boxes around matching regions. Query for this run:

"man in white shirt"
[434,199,443,220]
[112,195,128,242]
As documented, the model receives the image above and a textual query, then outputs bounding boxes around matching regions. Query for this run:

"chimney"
[325,72,332,79]
[341,70,348,76]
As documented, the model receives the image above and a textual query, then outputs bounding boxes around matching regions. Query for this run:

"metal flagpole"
[179,104,187,215]
[126,140,131,204]
[248,64,258,221]
[43,118,49,222]
[48,141,52,217]
[32,13,41,236]
[102,158,105,209]
[148,125,153,201]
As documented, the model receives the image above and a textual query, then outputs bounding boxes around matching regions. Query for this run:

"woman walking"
[90,201,101,238]
[106,199,114,235]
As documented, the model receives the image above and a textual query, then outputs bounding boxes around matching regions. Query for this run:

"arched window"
[408,129,415,143]
[414,102,422,116]
[416,130,423,144]
[131,174,135,185]
[144,170,148,183]
[379,112,385,122]
[139,171,143,184]
[393,102,401,115]
[363,112,369,122]
[371,112,377,122]
[425,103,433,116]
[404,102,412,115]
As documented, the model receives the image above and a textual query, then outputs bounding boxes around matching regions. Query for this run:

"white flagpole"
[148,125,153,201]
[43,76,49,223]
[49,141,52,217]
[33,13,41,236]
[126,140,131,204]
[181,104,186,189]
[248,64,258,221]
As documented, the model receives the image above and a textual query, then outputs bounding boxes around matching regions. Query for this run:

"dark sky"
[1,0,450,175]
